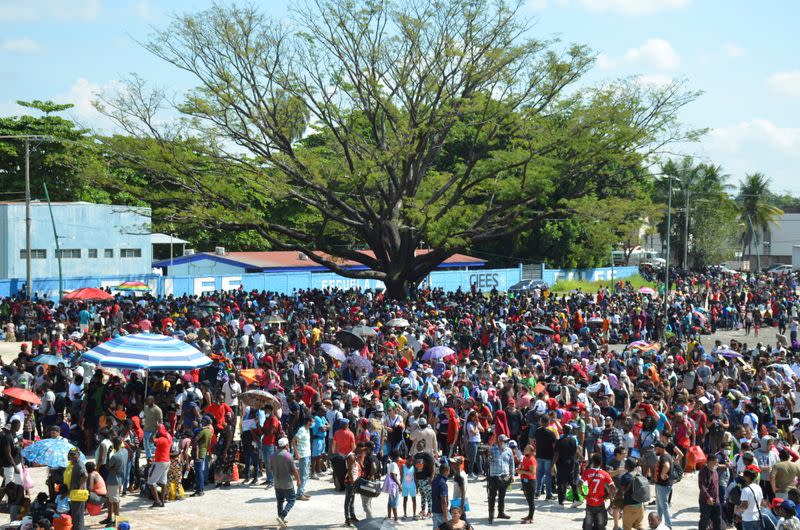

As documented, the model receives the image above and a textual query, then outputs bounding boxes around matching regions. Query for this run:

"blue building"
[0,202,153,280]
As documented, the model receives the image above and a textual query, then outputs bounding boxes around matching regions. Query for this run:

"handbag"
[356,478,382,498]
[21,466,34,490]
[68,489,89,502]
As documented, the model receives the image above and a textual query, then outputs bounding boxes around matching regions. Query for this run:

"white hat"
[278,437,289,448]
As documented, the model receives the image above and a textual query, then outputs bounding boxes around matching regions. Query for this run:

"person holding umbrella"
[67,447,88,530]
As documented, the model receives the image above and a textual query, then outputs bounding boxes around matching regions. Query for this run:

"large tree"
[98,0,700,298]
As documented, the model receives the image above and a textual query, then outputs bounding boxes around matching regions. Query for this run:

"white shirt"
[68,383,84,401]
[740,483,763,522]
[222,380,241,407]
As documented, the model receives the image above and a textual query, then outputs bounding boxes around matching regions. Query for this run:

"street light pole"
[24,138,31,300]
[683,187,690,269]
[663,175,673,340]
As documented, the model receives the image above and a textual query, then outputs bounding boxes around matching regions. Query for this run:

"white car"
[767,264,793,274]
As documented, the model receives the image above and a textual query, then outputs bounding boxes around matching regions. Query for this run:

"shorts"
[107,485,121,503]
[3,466,21,486]
[388,494,399,508]
[147,462,170,486]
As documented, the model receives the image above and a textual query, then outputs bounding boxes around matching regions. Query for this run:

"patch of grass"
[550,274,657,294]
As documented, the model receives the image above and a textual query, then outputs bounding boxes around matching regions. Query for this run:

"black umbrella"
[350,325,377,338]
[531,324,555,335]
[336,330,365,349]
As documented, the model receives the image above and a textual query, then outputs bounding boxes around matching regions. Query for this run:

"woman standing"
[464,411,483,479]
[519,444,537,524]
[344,452,363,526]
[213,412,237,488]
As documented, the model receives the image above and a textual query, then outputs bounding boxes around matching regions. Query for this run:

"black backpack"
[629,472,651,503]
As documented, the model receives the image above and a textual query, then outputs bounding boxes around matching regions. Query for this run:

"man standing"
[653,441,673,529]
[534,416,557,500]
[147,425,171,508]
[431,463,450,530]
[488,434,515,524]
[619,458,648,530]
[260,404,282,488]
[142,396,162,461]
[222,376,242,418]
[411,418,438,458]
[581,453,616,530]
[292,415,312,500]
[100,436,128,527]
[68,447,88,530]
[697,454,721,530]
[0,418,21,500]
[191,418,212,497]
[554,424,581,508]
[737,465,764,530]
[772,449,800,501]
[271,437,300,529]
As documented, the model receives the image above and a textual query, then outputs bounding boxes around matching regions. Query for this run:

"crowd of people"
[0,267,799,530]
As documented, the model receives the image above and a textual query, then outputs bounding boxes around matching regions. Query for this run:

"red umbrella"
[3,387,41,405]
[62,288,114,302]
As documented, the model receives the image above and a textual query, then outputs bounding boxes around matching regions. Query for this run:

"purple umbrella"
[717,347,742,358]
[422,346,455,361]
[346,352,373,372]
[320,343,346,362]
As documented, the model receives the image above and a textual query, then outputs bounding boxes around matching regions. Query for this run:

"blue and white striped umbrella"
[82,332,212,371]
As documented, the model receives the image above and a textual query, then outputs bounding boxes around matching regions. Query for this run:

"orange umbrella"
[3,387,41,405]
[239,368,264,385]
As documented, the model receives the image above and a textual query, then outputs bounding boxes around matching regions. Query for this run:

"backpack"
[669,460,684,483]
[629,473,651,504]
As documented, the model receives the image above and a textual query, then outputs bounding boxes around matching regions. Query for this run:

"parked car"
[767,264,793,274]
[508,279,549,293]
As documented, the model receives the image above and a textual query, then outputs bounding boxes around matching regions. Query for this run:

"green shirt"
[196,428,211,459]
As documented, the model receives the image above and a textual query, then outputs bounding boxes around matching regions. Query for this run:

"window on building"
[104,249,114,258]
[56,249,81,259]
[19,249,47,259]
[88,249,98,258]
[120,248,142,258]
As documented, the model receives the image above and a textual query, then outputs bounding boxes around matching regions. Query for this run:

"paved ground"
[0,327,767,529]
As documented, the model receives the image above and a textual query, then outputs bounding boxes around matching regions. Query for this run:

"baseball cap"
[497,434,509,442]
[745,464,762,473]
[278,437,289,448]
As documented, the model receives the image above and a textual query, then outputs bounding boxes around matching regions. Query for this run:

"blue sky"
[1,0,798,192]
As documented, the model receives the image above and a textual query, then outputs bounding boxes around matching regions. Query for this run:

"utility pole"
[0,135,50,300]
[24,138,31,300]
[683,186,690,269]
[663,175,673,340]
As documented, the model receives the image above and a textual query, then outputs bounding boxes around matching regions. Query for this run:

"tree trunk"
[383,276,417,300]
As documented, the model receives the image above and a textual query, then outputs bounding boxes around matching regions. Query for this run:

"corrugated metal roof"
[154,249,486,270]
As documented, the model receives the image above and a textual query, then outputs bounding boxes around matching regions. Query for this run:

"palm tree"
[657,157,731,268]
[737,172,783,266]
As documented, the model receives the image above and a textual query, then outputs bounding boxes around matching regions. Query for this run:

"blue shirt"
[431,475,448,514]
[489,445,515,477]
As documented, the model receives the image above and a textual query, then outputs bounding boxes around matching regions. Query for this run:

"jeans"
[70,500,86,530]
[488,476,509,516]
[297,457,310,496]
[536,458,553,497]
[742,521,762,530]
[275,487,296,519]
[522,478,537,519]
[699,502,722,530]
[583,504,608,530]
[344,483,357,521]
[655,484,672,528]
[143,431,155,460]
[466,442,481,476]
[195,458,206,493]
[261,444,276,483]
[432,512,445,530]
[242,444,260,481]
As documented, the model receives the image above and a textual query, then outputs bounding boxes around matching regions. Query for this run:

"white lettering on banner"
[221,276,242,291]
[193,277,216,294]
[318,278,386,291]
[469,272,500,290]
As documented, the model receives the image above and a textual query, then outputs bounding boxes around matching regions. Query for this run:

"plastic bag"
[685,445,707,472]
[21,466,34,490]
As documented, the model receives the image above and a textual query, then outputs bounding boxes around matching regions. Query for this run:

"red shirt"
[261,415,282,446]
[205,403,233,429]
[581,468,613,507]
[333,428,356,456]
[154,434,172,463]
[301,384,318,408]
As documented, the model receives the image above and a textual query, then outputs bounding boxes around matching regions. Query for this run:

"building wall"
[767,213,800,258]
[165,259,250,277]
[0,202,152,280]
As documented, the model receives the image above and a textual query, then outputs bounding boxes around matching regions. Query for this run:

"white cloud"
[723,43,745,58]
[53,78,121,132]
[1,37,40,53]
[767,71,800,98]
[623,38,681,70]
[635,74,673,87]
[0,0,100,22]
[709,119,800,157]
[580,0,690,16]
[596,52,616,70]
